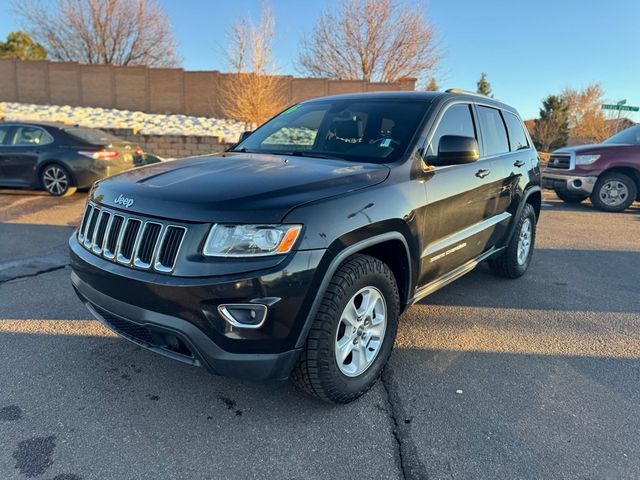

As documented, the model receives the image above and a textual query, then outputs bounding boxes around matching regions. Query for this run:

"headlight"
[203,224,302,257]
[575,154,600,165]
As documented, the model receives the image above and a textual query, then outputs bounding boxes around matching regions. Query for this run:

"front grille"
[78,202,187,273]
[548,154,571,169]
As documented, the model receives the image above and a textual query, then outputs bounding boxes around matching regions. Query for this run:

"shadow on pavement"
[421,248,640,313]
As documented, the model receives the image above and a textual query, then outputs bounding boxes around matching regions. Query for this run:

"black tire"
[292,254,400,404]
[489,203,536,279]
[40,163,76,197]
[554,190,588,204]
[590,172,636,212]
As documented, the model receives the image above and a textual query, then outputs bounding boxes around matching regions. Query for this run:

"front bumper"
[69,235,327,382]
[541,170,598,196]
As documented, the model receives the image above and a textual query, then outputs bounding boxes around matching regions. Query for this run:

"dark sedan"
[0,121,144,196]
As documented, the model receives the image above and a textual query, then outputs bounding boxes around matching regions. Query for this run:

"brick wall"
[103,128,230,158]
[0,58,416,118]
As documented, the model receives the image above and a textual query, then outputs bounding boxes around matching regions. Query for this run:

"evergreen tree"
[476,72,492,97]
[0,31,46,60]
[532,95,570,151]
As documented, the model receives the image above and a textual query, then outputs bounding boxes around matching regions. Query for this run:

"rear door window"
[477,106,509,156]
[503,112,530,151]
[10,126,54,146]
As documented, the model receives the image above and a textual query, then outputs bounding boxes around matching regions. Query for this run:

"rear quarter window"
[10,126,54,146]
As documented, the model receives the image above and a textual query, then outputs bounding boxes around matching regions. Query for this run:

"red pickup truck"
[542,124,640,212]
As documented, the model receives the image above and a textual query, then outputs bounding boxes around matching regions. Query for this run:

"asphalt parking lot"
[1,188,639,480]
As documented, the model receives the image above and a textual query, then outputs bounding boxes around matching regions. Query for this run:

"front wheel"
[41,164,76,197]
[590,173,636,212]
[489,203,537,278]
[292,255,400,403]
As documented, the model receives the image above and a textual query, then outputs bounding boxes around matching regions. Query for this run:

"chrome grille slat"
[155,226,187,273]
[84,207,100,248]
[133,222,163,269]
[78,205,92,242]
[92,211,111,254]
[104,215,125,260]
[77,202,187,274]
[100,214,115,256]
[117,218,142,264]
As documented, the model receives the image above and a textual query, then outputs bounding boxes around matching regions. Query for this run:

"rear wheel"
[590,173,636,212]
[292,255,399,403]
[554,190,588,204]
[489,203,537,279]
[41,164,76,197]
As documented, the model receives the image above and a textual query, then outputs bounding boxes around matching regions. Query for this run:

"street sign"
[602,104,640,112]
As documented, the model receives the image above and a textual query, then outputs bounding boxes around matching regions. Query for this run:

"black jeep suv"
[69,91,541,403]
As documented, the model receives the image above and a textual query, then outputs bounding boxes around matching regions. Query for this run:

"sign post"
[602,101,639,133]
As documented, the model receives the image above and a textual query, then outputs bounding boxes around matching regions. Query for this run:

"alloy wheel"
[335,286,387,377]
[598,180,629,207]
[43,166,69,195]
[516,218,532,266]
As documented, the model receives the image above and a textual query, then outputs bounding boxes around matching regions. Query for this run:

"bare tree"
[15,0,179,67]
[219,3,287,127]
[425,77,438,92]
[298,0,439,84]
[562,83,613,143]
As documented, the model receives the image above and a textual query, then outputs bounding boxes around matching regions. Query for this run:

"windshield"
[603,125,640,145]
[65,127,123,145]
[233,99,431,163]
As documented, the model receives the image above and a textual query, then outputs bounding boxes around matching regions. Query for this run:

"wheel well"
[38,162,75,187]
[526,189,542,220]
[357,239,411,310]
[599,167,640,198]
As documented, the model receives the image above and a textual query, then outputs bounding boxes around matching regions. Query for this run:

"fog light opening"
[218,304,268,329]
[572,179,583,188]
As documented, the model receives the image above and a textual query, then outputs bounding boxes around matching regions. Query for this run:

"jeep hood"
[90,152,390,223]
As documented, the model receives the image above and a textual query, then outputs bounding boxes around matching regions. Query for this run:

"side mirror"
[436,135,479,165]
[239,131,253,142]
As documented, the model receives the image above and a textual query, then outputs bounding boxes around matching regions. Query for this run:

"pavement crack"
[381,365,429,480]
[0,264,67,285]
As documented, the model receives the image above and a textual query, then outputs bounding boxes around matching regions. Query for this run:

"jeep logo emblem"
[114,194,134,208]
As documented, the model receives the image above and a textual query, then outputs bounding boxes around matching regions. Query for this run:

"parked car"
[69,90,541,403]
[542,124,640,211]
[0,121,144,196]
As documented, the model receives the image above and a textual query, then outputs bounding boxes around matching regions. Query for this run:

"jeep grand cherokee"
[69,91,541,403]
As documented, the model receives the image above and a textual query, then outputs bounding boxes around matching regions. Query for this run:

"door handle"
[513,160,525,167]
[475,169,490,179]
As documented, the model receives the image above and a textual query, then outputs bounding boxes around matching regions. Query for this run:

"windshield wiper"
[271,150,345,160]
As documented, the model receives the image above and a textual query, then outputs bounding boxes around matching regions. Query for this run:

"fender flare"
[504,185,541,246]
[294,231,412,349]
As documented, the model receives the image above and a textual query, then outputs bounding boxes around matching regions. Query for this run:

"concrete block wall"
[103,128,230,159]
[0,58,416,118]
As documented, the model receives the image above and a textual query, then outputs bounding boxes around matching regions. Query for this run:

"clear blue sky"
[2,0,639,120]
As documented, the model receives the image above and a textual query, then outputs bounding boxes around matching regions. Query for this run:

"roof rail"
[445,88,491,98]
